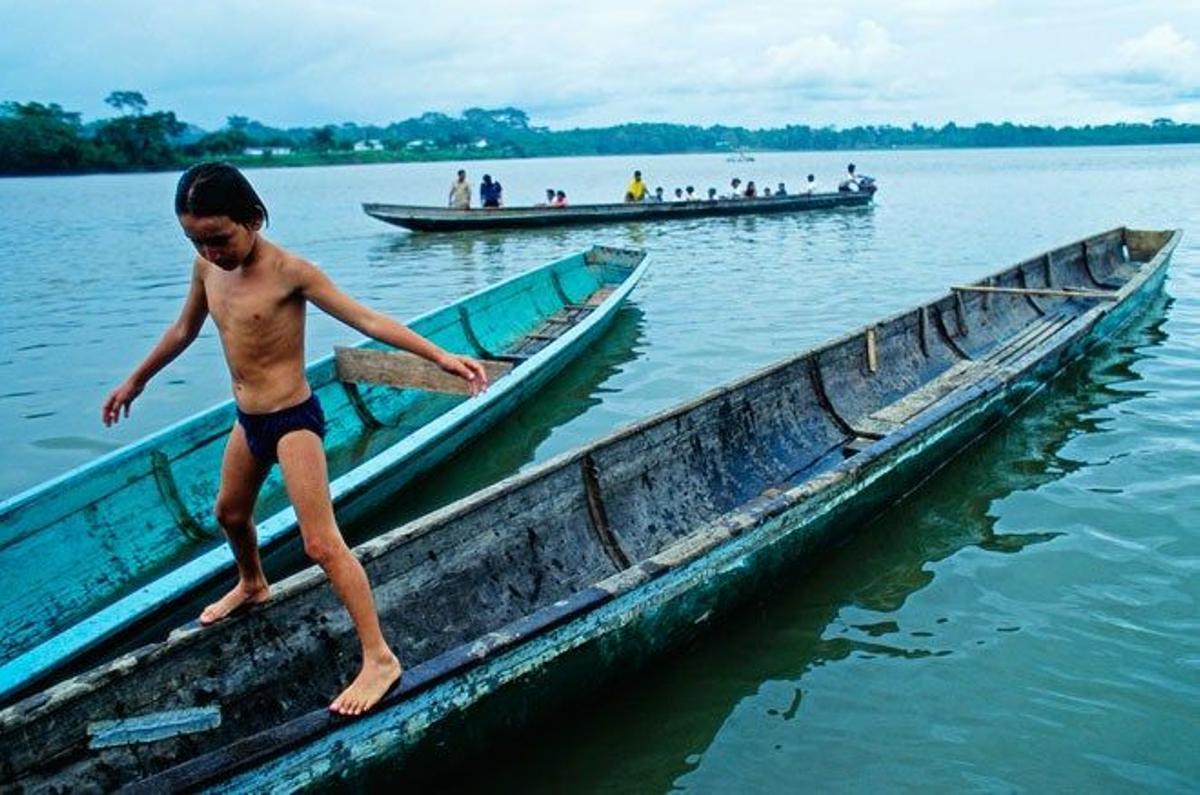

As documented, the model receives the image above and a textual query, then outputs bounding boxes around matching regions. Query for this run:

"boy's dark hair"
[175,162,269,226]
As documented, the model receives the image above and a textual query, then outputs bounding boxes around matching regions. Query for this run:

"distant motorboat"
[363,191,874,233]
[725,151,755,163]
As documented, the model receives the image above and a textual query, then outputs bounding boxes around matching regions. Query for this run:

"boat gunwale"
[0,247,649,704]
[130,227,1181,792]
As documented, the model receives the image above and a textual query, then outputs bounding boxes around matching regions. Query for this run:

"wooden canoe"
[363,190,873,232]
[0,245,649,704]
[0,228,1178,792]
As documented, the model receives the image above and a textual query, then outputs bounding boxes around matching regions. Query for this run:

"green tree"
[93,110,186,168]
[189,128,251,156]
[0,101,90,174]
[310,125,336,151]
[104,90,148,116]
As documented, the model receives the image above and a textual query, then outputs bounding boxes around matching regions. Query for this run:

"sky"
[2,0,1198,131]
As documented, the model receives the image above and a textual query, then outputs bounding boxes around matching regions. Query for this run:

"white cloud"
[1072,23,1200,108]
[1116,24,1200,85]
[1,1,1198,128]
[736,21,900,90]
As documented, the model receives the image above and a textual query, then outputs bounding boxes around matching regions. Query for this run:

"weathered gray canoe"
[0,227,1178,792]
[363,190,873,232]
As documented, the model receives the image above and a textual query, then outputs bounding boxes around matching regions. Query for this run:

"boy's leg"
[276,429,401,716]
[201,423,273,624]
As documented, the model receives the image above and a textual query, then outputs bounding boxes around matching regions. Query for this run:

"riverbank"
[5,98,1199,177]
[8,138,1200,179]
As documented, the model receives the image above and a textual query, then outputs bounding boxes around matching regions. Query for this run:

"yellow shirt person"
[624,170,647,202]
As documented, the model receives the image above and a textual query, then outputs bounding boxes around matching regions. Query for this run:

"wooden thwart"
[335,347,511,394]
[951,284,1117,301]
[587,287,616,306]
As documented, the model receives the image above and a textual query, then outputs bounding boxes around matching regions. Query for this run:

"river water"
[0,146,1197,791]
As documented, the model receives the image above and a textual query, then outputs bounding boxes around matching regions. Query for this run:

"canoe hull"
[363,192,873,232]
[213,243,1171,792]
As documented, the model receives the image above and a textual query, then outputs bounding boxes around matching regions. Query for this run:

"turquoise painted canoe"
[0,228,1178,791]
[0,245,648,703]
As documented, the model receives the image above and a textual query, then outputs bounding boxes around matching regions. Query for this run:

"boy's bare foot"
[199,580,270,625]
[329,653,402,716]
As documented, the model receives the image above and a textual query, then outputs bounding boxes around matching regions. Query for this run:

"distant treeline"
[3,91,1199,176]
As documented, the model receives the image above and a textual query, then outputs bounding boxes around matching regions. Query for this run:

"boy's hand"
[102,379,144,426]
[437,354,489,396]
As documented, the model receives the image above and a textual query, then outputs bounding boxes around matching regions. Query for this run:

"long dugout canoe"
[0,245,649,705]
[0,228,1179,792]
[363,190,873,232]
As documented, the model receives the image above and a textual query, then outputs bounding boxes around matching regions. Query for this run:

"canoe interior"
[0,228,1177,790]
[0,246,644,678]
[363,191,873,232]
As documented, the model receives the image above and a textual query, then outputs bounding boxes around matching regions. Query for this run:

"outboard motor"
[839,174,877,194]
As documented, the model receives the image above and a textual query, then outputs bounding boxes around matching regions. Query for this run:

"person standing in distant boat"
[102,162,488,717]
[743,180,757,198]
[776,182,788,196]
[707,187,719,201]
[552,190,568,208]
[648,186,665,203]
[448,169,471,209]
[685,185,697,201]
[480,174,503,208]
[799,174,817,195]
[839,163,860,191]
[537,188,556,207]
[625,170,647,202]
[727,178,743,198]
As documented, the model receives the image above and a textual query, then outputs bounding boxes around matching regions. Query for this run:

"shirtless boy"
[102,162,487,715]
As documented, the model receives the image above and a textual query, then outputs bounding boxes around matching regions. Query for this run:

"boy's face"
[179,213,260,271]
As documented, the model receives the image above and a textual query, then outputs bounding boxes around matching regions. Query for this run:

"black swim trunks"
[236,393,326,463]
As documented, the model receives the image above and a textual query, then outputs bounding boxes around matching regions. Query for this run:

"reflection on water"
[453,297,1173,794]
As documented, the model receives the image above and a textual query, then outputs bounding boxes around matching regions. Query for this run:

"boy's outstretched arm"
[102,261,210,426]
[298,261,489,395]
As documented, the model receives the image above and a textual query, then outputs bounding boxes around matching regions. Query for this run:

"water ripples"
[2,147,1198,791]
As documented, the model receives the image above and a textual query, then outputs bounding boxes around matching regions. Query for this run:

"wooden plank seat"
[334,348,512,395]
[336,285,613,392]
